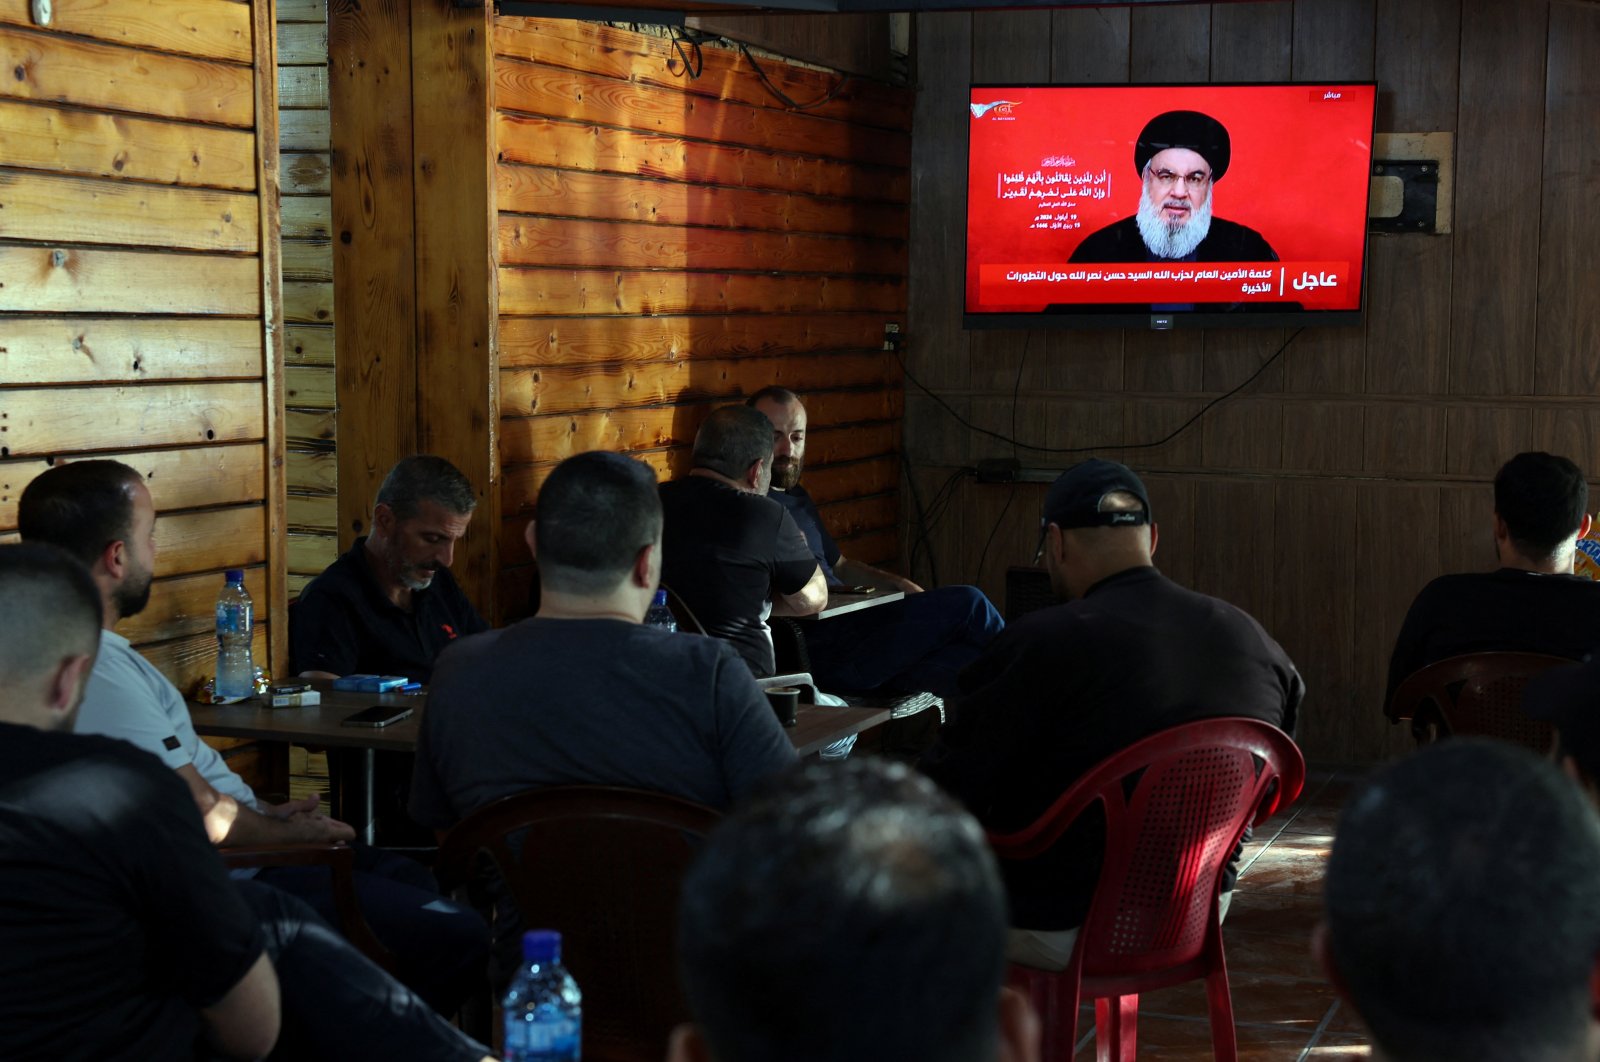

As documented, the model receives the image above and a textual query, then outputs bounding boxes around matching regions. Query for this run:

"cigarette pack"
[331,674,409,693]
[265,690,322,708]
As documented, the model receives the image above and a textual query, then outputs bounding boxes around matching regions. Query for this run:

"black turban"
[1134,110,1231,182]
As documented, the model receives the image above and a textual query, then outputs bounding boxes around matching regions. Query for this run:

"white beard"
[1136,188,1213,260]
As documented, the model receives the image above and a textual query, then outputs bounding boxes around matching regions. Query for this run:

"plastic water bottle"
[503,930,582,1061]
[644,588,677,633]
[213,569,254,701]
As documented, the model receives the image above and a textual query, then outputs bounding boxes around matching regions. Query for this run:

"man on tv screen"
[1068,109,1279,266]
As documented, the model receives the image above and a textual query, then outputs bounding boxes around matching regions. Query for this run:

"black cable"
[666,26,705,80]
[736,42,850,111]
[908,466,972,588]
[974,335,1028,583]
[895,327,1304,456]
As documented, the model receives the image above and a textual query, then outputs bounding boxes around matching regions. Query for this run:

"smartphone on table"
[340,704,414,728]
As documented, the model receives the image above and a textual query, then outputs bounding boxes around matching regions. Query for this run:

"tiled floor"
[1071,771,1370,1060]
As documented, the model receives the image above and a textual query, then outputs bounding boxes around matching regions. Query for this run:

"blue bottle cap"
[523,929,562,963]
[225,568,245,584]
[653,589,668,607]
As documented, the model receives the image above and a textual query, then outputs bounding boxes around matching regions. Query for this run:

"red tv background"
[965,84,1376,314]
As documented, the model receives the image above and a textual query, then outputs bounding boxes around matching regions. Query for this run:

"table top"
[189,684,890,758]
[814,587,905,619]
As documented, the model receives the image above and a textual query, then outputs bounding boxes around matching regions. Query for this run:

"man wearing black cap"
[923,458,1303,969]
[1069,110,1279,265]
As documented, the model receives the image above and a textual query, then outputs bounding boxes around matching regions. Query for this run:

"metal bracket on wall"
[1369,160,1439,234]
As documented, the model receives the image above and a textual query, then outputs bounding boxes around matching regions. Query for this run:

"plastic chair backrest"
[1389,652,1568,752]
[990,718,1303,979]
[436,786,721,1062]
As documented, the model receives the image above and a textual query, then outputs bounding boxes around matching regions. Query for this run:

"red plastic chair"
[989,718,1304,1062]
[1387,652,1569,752]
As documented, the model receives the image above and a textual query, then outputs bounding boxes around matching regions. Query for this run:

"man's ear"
[524,520,538,560]
[1148,520,1160,559]
[666,1023,712,1062]
[1581,513,1594,542]
[372,502,396,537]
[45,653,94,719]
[996,986,1042,1062]
[99,537,127,581]
[744,458,765,491]
[634,541,658,589]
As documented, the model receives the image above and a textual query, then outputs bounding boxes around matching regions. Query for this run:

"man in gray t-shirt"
[411,451,796,832]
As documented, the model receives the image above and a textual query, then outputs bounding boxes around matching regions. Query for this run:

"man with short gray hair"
[292,454,488,682]
[658,406,827,677]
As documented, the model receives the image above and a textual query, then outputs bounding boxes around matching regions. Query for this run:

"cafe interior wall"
[902,0,1600,766]
[0,0,289,730]
[323,4,913,625]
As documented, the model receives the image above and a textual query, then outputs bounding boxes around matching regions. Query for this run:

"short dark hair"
[691,406,773,481]
[1493,452,1588,560]
[1325,739,1600,1061]
[535,451,662,595]
[17,460,144,567]
[678,759,1008,1062]
[745,386,799,408]
[0,543,103,689]
[376,455,477,521]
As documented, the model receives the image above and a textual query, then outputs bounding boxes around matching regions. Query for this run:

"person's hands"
[283,810,356,843]
[890,575,925,594]
[262,794,323,819]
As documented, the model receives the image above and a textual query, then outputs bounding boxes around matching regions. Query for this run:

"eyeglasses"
[1145,168,1212,191]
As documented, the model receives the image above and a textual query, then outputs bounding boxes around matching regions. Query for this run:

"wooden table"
[190,688,892,837]
[814,587,905,619]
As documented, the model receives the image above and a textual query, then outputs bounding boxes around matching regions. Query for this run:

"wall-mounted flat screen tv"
[964,83,1378,330]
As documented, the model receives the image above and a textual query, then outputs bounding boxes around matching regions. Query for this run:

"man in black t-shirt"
[0,544,496,1062]
[0,543,279,1060]
[659,406,827,677]
[291,455,489,683]
[1385,452,1600,714]
[922,460,1302,969]
[749,388,1005,699]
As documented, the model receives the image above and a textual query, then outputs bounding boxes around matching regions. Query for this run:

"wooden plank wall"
[492,18,913,617]
[0,0,284,689]
[279,0,337,596]
[905,0,1600,766]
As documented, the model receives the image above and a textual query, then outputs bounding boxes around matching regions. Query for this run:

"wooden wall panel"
[905,0,1600,766]
[494,18,912,623]
[0,0,281,691]
[279,0,337,589]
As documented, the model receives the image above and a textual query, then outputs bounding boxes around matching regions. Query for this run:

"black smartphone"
[341,704,414,728]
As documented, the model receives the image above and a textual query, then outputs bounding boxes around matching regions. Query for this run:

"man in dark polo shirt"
[748,387,1004,700]
[923,458,1302,969]
[658,405,826,678]
[291,455,488,683]
[1384,451,1600,714]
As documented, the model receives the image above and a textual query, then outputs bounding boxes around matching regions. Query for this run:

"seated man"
[0,543,494,1062]
[749,386,1005,700]
[1386,450,1600,713]
[411,449,796,827]
[0,542,280,1061]
[18,460,488,1015]
[292,454,488,683]
[673,758,1040,1062]
[922,458,1302,970]
[1320,739,1600,1061]
[658,405,827,678]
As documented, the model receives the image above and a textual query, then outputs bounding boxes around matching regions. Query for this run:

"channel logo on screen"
[971,100,1020,119]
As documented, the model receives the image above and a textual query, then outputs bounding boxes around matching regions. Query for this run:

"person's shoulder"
[1206,217,1276,256]
[432,621,513,675]
[7,727,188,812]
[1069,217,1139,262]
[293,544,365,604]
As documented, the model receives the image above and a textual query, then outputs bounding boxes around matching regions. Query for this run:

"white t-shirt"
[76,629,261,811]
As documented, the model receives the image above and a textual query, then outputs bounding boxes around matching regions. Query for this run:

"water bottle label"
[506,1017,579,1059]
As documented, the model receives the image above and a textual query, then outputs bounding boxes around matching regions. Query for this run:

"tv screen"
[964,83,1377,330]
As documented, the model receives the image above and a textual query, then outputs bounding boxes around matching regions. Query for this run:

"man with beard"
[291,454,488,683]
[748,388,1004,702]
[17,460,490,1017]
[1068,110,1278,269]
